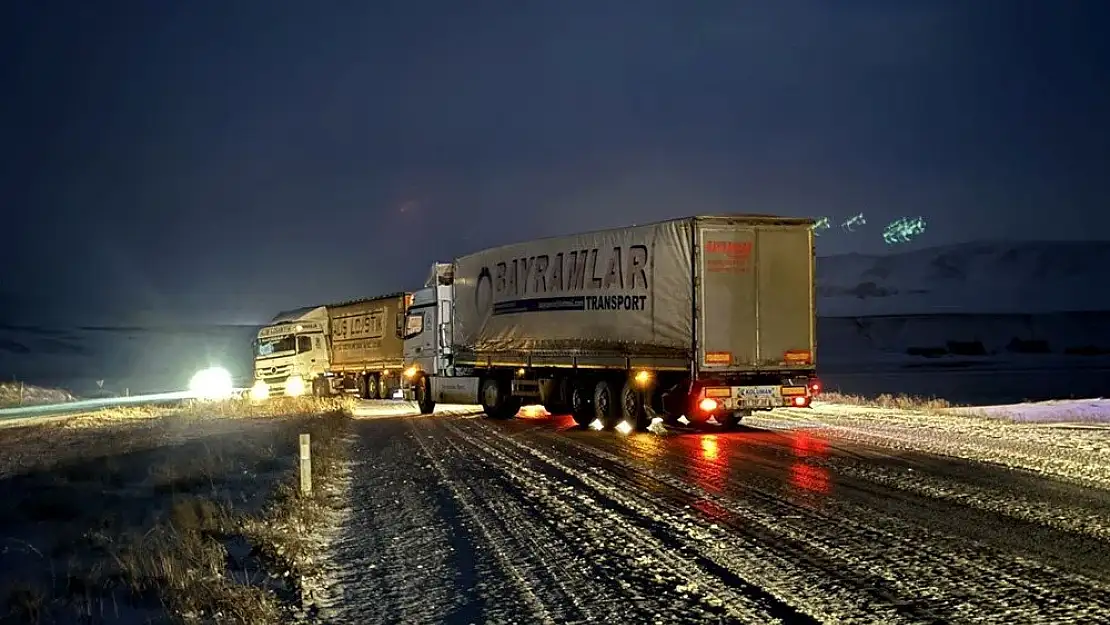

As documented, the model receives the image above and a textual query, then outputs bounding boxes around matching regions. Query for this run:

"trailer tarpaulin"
[453,219,694,354]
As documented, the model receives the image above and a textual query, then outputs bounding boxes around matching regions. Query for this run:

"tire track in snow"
[413,417,649,624]
[439,419,815,624]
[534,427,1110,624]
[407,417,560,625]
[312,420,464,624]
[454,419,911,624]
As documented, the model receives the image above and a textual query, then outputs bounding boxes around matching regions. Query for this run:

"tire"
[358,374,371,399]
[480,377,520,420]
[620,378,649,431]
[569,380,593,428]
[366,374,379,400]
[377,374,390,399]
[415,375,436,414]
[593,379,620,430]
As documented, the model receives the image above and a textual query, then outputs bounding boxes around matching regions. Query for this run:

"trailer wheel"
[415,375,436,414]
[377,374,390,399]
[480,377,520,420]
[569,381,593,428]
[593,379,620,429]
[620,379,649,431]
[366,374,379,400]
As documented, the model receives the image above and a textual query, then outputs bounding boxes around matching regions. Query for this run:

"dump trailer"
[251,294,410,400]
[399,214,820,430]
[323,293,411,399]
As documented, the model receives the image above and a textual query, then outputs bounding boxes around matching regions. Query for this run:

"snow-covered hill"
[817,240,1110,316]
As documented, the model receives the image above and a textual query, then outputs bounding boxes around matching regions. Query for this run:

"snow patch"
[754,399,1110,489]
[950,398,1110,423]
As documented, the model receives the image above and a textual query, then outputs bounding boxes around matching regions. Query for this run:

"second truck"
[250,294,410,400]
[398,214,820,430]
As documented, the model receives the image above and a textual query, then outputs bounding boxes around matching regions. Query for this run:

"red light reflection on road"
[701,435,720,461]
[789,430,831,496]
[691,434,728,493]
[544,412,580,431]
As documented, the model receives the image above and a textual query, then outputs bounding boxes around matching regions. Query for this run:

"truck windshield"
[256,335,296,357]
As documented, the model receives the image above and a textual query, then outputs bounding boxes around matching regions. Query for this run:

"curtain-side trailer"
[399,214,820,430]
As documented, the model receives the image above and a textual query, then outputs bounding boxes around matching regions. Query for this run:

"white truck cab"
[251,306,330,399]
[400,263,464,412]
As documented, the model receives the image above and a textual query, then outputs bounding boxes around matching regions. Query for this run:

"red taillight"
[808,378,822,395]
[698,397,720,412]
[793,395,810,407]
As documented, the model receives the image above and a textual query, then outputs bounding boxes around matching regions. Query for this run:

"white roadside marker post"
[299,433,312,497]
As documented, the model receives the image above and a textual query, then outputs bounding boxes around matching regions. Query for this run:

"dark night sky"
[2,1,1108,325]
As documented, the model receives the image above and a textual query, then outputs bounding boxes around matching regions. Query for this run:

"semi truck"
[251,293,410,400]
[398,214,820,430]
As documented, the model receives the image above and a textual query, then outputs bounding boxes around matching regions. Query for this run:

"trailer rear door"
[696,219,815,372]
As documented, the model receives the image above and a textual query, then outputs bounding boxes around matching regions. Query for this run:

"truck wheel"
[377,374,390,399]
[366,374,379,400]
[358,374,371,399]
[569,381,593,428]
[481,378,519,420]
[415,375,436,414]
[620,379,648,431]
[593,379,620,430]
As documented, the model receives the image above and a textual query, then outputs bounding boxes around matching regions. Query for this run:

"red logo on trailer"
[704,240,753,274]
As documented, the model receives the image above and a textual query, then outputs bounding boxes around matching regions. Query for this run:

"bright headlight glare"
[189,367,234,400]
[250,380,270,401]
[285,375,306,397]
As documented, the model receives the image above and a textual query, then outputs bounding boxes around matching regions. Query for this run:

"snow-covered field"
[752,397,1110,491]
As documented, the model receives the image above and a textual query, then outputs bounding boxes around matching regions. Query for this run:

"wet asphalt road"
[313,410,1110,625]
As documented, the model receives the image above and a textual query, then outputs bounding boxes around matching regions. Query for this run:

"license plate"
[738,385,779,397]
[730,386,781,408]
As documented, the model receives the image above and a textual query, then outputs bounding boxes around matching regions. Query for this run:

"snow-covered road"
[301,405,1110,624]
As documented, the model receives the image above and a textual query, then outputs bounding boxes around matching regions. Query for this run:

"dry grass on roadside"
[0,397,354,624]
[819,391,955,413]
[239,409,352,619]
[0,380,76,408]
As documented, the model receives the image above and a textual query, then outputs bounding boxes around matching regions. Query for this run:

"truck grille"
[258,363,292,383]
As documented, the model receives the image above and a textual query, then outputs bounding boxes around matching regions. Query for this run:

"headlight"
[189,367,234,400]
[250,380,270,401]
[285,375,306,397]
